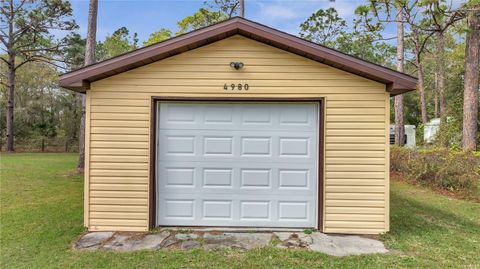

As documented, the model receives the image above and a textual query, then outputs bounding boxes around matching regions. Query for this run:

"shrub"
[391,146,480,193]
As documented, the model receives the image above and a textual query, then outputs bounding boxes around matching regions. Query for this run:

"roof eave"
[389,87,416,96]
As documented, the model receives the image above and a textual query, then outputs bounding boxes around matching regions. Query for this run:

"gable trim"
[59,17,416,95]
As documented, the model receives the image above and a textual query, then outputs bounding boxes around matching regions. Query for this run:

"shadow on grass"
[388,191,479,237]
[383,188,480,268]
[383,189,480,266]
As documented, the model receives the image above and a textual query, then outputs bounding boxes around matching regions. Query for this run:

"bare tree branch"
[228,2,239,18]
[0,56,8,65]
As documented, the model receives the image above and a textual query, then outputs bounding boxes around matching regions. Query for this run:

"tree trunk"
[239,0,244,17]
[84,0,98,66]
[462,7,480,151]
[5,1,15,152]
[6,52,15,152]
[412,29,428,124]
[77,0,98,172]
[436,31,446,118]
[417,59,428,124]
[394,5,405,146]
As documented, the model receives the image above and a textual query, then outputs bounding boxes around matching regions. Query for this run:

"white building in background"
[390,125,416,148]
[424,118,441,143]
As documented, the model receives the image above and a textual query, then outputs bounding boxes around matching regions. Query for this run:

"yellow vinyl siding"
[86,35,389,234]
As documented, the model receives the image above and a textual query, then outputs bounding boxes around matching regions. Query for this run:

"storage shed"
[60,17,417,234]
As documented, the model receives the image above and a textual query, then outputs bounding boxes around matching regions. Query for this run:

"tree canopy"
[143,28,172,46]
[96,27,138,61]
[299,7,396,66]
[176,8,227,35]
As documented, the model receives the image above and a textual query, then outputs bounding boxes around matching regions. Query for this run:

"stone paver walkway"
[74,230,389,256]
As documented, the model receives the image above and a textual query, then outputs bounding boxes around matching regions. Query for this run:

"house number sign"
[223,83,249,91]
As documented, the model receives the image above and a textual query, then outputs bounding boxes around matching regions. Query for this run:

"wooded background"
[1,0,479,153]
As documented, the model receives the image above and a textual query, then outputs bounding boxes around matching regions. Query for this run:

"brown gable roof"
[59,17,417,95]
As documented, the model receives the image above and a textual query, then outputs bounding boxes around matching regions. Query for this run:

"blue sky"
[69,0,373,44]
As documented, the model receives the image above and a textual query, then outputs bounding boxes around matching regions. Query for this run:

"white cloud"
[449,0,465,8]
[326,0,358,18]
[258,3,299,20]
[255,0,361,23]
[249,0,362,37]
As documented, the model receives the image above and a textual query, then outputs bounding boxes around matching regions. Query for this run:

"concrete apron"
[74,229,389,257]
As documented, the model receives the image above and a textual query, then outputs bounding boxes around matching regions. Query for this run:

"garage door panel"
[158,194,316,227]
[157,102,319,228]
[158,162,316,194]
[158,130,317,163]
[159,102,317,131]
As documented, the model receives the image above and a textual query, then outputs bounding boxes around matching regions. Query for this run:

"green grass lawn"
[1,153,479,268]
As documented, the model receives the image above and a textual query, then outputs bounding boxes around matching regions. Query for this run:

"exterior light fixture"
[230,61,244,70]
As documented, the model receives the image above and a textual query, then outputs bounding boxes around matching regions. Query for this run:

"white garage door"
[156,102,319,228]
